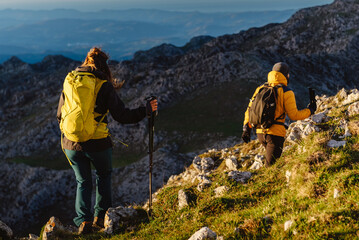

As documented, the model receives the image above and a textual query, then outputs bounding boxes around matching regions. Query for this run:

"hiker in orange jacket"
[242,62,316,166]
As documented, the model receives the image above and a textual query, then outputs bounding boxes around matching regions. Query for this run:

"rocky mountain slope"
[3,88,359,239]
[1,0,359,163]
[1,0,359,236]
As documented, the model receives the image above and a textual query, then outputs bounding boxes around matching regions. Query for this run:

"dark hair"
[82,47,113,83]
[272,62,290,77]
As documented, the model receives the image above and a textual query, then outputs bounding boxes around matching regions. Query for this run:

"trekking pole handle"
[146,96,158,118]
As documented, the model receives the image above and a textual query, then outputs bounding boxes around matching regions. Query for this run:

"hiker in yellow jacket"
[242,62,316,166]
[57,47,158,234]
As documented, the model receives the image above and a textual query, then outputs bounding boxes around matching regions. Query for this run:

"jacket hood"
[267,71,288,86]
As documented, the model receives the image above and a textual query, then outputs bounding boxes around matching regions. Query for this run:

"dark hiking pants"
[257,133,285,167]
[64,148,112,227]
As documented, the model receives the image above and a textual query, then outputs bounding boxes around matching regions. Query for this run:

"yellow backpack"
[60,71,109,142]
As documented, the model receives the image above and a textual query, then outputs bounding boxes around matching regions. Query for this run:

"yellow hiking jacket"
[243,71,311,137]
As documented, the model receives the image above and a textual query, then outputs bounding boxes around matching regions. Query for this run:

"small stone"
[311,111,329,123]
[334,189,340,199]
[178,189,189,210]
[193,156,215,173]
[188,227,217,240]
[0,220,13,239]
[284,220,294,231]
[308,216,317,223]
[250,161,263,170]
[255,155,265,162]
[42,216,67,240]
[225,156,238,171]
[214,186,229,197]
[197,181,212,192]
[327,140,346,148]
[250,155,264,170]
[285,170,292,184]
[228,171,252,183]
[29,234,39,240]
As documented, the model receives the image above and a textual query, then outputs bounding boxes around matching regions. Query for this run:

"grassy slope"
[51,93,359,239]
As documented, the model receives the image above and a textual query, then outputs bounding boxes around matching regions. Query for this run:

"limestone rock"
[339,119,352,138]
[311,111,329,124]
[42,216,71,240]
[193,156,215,174]
[327,140,346,148]
[104,206,139,234]
[334,189,340,199]
[348,101,359,116]
[214,186,229,198]
[250,161,263,170]
[284,220,294,231]
[250,155,264,170]
[197,181,212,192]
[285,170,292,184]
[195,174,212,191]
[188,227,217,240]
[342,89,359,105]
[178,189,189,210]
[0,220,13,239]
[225,156,238,171]
[228,171,252,184]
[28,234,39,240]
[287,120,320,142]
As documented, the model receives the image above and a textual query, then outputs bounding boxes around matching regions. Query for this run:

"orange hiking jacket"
[243,71,311,137]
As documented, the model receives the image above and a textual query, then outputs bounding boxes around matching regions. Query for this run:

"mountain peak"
[2,56,25,66]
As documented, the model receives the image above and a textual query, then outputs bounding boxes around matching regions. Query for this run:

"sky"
[0,0,334,12]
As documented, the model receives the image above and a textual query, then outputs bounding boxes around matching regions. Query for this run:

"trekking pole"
[146,96,158,216]
[309,87,316,106]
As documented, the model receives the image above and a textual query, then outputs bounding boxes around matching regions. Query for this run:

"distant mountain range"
[0,8,295,63]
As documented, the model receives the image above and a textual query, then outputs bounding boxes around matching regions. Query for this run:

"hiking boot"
[78,221,92,234]
[92,217,105,231]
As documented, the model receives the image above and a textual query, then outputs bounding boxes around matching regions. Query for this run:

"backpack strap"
[272,84,288,128]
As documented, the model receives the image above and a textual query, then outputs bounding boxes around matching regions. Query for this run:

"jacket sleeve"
[98,82,146,124]
[243,86,262,128]
[56,92,64,124]
[284,90,311,120]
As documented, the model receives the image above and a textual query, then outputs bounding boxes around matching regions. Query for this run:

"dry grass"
[349,121,359,135]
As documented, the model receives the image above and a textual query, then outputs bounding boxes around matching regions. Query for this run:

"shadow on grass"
[198,197,257,216]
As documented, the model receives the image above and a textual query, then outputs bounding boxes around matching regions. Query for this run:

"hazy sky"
[0,0,334,12]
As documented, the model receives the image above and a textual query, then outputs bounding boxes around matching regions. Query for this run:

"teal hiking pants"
[64,148,112,227]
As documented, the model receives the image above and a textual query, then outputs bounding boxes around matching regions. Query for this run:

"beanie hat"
[272,62,290,77]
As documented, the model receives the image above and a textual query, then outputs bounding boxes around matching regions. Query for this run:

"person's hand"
[150,99,158,112]
[146,97,158,117]
[307,102,317,115]
[241,123,252,143]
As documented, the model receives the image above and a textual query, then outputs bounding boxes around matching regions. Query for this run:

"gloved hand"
[307,102,317,115]
[146,97,158,117]
[241,123,252,143]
